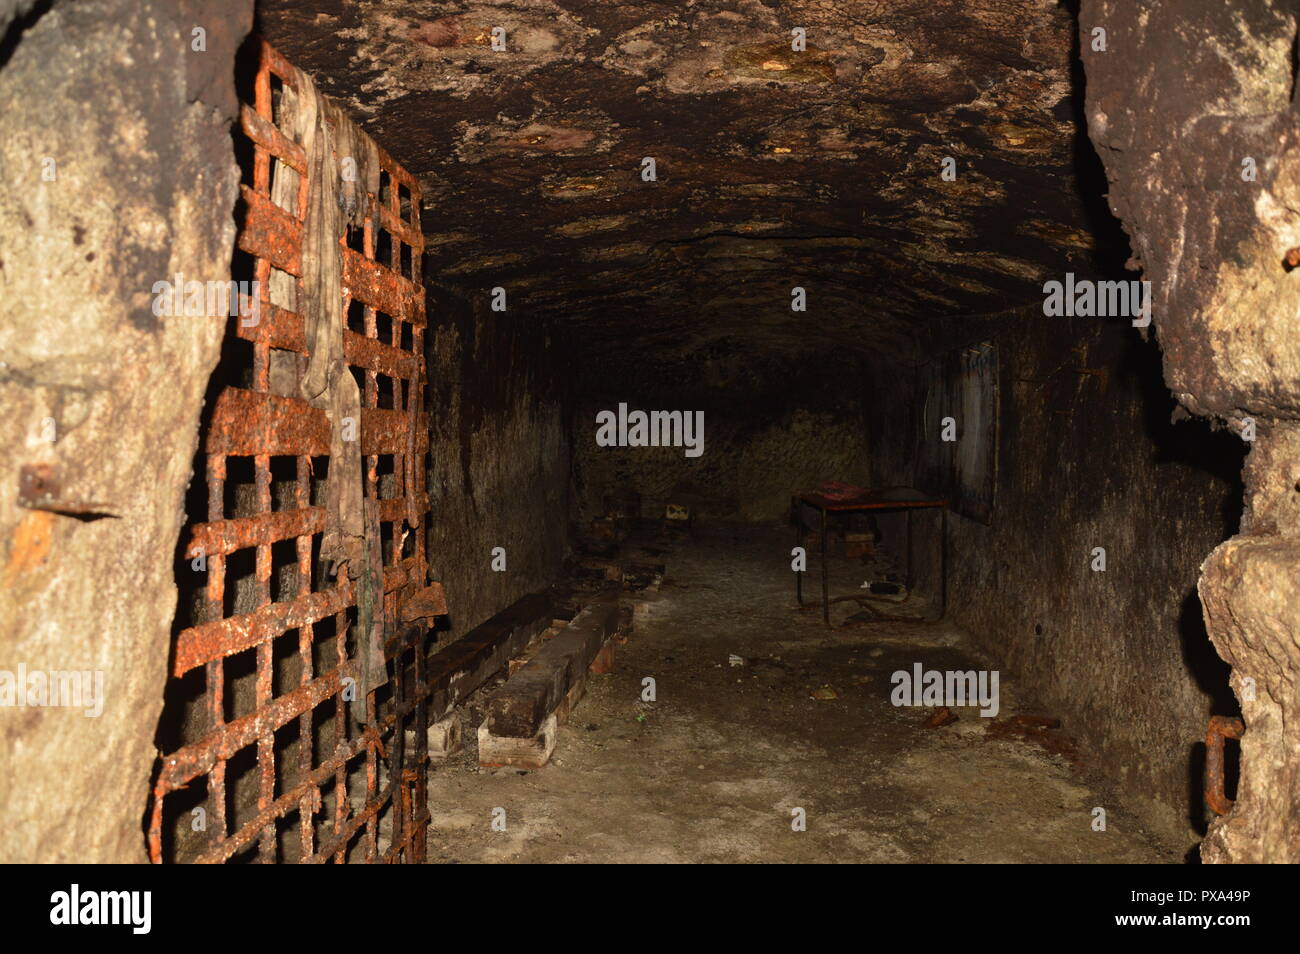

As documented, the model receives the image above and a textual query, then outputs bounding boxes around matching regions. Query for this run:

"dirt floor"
[424,523,1186,863]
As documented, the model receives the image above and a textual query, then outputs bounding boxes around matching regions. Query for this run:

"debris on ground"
[923,706,959,728]
[984,713,1081,766]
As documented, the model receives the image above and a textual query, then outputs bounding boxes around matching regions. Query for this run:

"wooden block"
[633,601,654,626]
[554,679,586,726]
[424,592,553,721]
[623,562,664,592]
[478,714,557,769]
[427,712,462,759]
[577,558,622,581]
[589,641,615,675]
[484,596,619,738]
[603,490,641,519]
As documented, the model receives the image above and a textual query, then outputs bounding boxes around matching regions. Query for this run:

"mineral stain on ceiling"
[259,0,1115,400]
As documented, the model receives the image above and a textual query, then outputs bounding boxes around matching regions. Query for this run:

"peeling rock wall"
[878,317,1242,847]
[1081,0,1300,862]
[259,0,1096,398]
[0,0,251,862]
[425,293,570,639]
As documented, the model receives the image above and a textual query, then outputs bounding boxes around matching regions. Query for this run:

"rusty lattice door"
[148,41,440,863]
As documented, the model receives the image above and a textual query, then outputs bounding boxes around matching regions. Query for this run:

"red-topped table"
[792,487,947,625]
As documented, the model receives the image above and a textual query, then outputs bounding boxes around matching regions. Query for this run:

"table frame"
[792,490,947,625]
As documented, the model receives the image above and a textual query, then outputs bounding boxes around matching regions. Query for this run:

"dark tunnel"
[1,0,1297,894]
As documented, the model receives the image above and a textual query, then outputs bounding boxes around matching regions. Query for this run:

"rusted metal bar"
[238,185,303,276]
[237,304,418,380]
[260,39,300,90]
[1206,715,1245,816]
[189,506,325,557]
[174,554,422,675]
[186,495,423,560]
[294,451,316,860]
[343,247,424,325]
[153,38,433,863]
[378,205,422,250]
[206,388,411,457]
[193,693,417,863]
[240,104,307,174]
[157,664,358,790]
[344,330,419,382]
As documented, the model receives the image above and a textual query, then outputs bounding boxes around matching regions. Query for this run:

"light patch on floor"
[424,525,1183,863]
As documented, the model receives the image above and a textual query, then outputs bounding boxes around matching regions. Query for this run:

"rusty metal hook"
[1205,715,1244,816]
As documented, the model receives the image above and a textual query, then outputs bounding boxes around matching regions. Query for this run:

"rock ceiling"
[260,0,1110,400]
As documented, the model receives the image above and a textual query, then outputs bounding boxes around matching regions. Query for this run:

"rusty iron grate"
[148,40,437,863]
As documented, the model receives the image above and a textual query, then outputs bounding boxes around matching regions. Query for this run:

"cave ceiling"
[260,0,1104,401]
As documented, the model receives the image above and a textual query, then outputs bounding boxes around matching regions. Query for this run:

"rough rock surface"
[259,0,1107,402]
[1081,0,1300,420]
[1081,0,1300,862]
[425,292,571,641]
[573,402,872,523]
[0,0,1283,865]
[906,315,1243,848]
[0,0,251,862]
[426,525,1184,864]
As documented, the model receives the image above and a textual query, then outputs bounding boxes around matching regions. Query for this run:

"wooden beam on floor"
[425,592,554,722]
[483,593,622,741]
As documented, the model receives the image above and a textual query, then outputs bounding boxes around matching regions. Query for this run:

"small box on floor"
[662,502,693,539]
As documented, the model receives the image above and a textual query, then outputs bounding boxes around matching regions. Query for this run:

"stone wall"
[882,316,1243,848]
[1080,0,1300,862]
[425,291,572,641]
[0,0,252,862]
[570,355,886,525]
[571,399,872,525]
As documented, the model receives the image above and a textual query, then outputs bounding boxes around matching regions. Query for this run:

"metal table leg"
[793,497,804,607]
[920,506,948,623]
[820,505,829,624]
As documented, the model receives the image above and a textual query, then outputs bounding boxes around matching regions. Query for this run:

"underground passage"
[1,0,1298,877]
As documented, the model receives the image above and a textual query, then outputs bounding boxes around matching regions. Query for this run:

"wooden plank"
[484,596,620,738]
[424,592,554,720]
